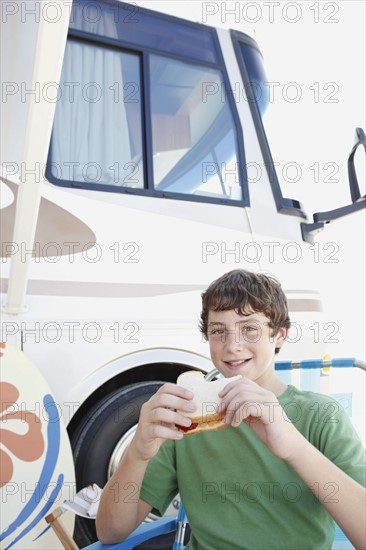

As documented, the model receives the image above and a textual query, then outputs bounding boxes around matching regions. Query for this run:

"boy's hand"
[131,383,195,463]
[218,377,306,462]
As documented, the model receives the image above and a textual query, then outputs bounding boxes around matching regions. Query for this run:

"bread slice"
[176,371,241,435]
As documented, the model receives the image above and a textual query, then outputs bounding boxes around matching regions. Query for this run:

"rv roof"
[132,0,258,40]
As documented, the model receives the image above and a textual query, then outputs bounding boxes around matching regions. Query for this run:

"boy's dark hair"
[200,269,291,354]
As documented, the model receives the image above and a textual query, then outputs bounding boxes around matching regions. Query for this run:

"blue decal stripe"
[32,524,51,541]
[1,394,61,542]
[5,474,64,549]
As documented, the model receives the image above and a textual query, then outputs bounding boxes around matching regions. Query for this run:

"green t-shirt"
[140,385,366,550]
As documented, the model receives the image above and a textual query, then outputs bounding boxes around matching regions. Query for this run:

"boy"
[96,269,366,549]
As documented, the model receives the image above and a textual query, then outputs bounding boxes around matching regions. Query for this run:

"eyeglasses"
[207,322,270,343]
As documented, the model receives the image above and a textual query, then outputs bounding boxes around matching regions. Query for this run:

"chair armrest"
[83,517,178,549]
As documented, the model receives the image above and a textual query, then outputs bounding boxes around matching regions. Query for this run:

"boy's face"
[207,309,287,387]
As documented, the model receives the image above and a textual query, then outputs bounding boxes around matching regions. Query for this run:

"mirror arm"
[301,127,365,243]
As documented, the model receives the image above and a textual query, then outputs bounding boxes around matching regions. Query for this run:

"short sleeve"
[316,397,366,487]
[280,386,366,488]
[140,440,179,517]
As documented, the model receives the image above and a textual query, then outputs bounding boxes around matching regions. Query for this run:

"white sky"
[139,0,366,362]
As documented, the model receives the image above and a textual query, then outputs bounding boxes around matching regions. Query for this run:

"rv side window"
[47,0,246,205]
[49,40,144,188]
[150,55,241,199]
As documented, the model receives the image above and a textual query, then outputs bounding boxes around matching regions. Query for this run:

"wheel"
[70,381,189,549]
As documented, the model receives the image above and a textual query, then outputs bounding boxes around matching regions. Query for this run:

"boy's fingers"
[157,383,194,399]
[168,397,197,414]
[149,407,192,427]
[218,378,243,397]
[220,381,271,407]
[152,392,196,413]
[147,424,184,441]
[221,389,272,425]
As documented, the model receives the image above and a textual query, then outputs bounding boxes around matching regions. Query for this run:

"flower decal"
[0,381,45,488]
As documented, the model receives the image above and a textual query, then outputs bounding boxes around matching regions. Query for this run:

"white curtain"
[51,4,132,186]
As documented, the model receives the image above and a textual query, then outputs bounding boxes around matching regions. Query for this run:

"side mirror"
[302,128,365,243]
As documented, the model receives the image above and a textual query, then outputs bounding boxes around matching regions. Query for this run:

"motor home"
[1,0,365,548]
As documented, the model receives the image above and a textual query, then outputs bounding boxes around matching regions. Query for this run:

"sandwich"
[175,371,242,435]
